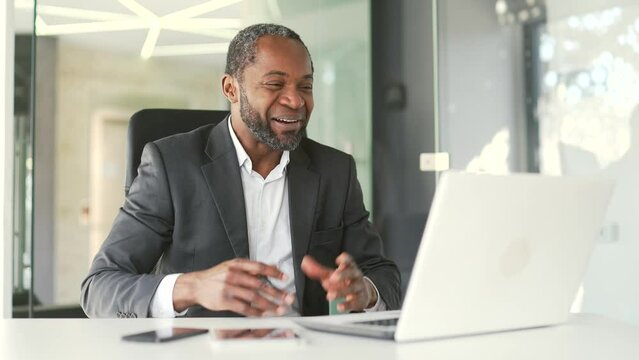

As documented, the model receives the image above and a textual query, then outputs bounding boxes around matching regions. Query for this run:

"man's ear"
[222,74,239,103]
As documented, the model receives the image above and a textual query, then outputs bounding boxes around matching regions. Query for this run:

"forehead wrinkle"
[263,70,288,77]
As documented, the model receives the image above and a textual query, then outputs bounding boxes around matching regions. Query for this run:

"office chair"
[125,108,229,195]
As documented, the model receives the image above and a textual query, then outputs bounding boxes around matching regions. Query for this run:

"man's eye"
[265,83,283,88]
[300,85,313,91]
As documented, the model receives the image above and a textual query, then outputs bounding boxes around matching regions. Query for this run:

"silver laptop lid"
[395,171,613,342]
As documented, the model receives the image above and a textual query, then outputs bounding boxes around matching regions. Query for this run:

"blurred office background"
[9,0,639,326]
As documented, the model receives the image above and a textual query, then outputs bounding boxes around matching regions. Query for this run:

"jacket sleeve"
[341,156,402,310]
[81,142,174,318]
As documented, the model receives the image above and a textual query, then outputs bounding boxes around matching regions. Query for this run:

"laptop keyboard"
[354,318,399,327]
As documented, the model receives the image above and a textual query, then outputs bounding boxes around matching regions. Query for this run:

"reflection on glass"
[214,328,297,340]
[433,0,639,326]
[465,128,511,174]
[538,4,639,172]
[538,1,639,325]
[495,0,546,25]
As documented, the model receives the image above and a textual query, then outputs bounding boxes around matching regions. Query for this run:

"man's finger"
[330,261,350,280]
[225,271,291,302]
[258,281,296,305]
[328,266,361,285]
[337,297,365,313]
[320,267,359,291]
[226,298,263,317]
[228,259,286,280]
[226,286,280,312]
[335,252,355,267]
[326,281,366,301]
[336,285,371,312]
[301,255,333,280]
[225,270,266,288]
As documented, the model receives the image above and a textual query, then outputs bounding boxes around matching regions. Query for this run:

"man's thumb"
[301,255,332,280]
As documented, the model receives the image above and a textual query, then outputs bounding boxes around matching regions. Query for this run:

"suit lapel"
[287,146,320,313]
[201,117,249,258]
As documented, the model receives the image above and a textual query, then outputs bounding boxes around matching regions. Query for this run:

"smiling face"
[234,35,314,151]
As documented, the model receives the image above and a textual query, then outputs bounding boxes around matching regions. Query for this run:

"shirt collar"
[227,116,290,177]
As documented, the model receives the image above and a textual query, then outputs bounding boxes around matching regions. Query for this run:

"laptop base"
[297,318,398,340]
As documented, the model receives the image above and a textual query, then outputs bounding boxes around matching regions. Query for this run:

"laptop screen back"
[396,172,613,342]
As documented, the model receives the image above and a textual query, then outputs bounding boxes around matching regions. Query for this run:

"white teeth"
[276,118,299,123]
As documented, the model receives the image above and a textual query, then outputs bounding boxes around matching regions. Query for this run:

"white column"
[1,0,16,318]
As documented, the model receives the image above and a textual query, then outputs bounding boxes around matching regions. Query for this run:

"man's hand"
[173,258,295,317]
[301,252,378,312]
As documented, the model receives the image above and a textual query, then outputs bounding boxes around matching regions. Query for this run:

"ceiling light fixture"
[36,19,148,35]
[140,24,161,59]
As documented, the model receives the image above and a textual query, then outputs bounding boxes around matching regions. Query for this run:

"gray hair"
[225,23,313,81]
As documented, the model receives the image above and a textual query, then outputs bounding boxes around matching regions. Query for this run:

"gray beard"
[239,88,306,151]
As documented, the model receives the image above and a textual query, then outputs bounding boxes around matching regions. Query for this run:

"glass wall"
[436,0,529,175]
[13,0,37,317]
[14,0,372,316]
[436,0,639,326]
[537,0,639,325]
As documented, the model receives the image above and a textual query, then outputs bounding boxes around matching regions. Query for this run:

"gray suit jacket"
[81,117,400,318]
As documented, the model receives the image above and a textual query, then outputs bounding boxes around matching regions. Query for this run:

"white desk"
[2,312,638,360]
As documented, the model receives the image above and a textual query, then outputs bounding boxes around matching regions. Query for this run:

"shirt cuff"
[362,276,387,312]
[150,273,188,318]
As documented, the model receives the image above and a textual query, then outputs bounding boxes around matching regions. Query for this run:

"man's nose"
[279,88,305,109]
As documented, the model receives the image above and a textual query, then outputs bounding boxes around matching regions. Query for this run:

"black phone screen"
[122,327,209,343]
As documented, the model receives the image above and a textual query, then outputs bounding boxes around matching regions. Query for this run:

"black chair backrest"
[125,108,229,195]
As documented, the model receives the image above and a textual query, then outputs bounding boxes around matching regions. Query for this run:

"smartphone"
[122,327,209,343]
[210,328,304,349]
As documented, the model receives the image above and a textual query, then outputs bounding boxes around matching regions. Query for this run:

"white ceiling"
[12,0,370,64]
[13,0,245,61]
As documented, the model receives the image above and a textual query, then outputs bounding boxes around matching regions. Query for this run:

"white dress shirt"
[149,118,384,317]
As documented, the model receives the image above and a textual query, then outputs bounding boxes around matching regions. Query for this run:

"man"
[81,24,400,318]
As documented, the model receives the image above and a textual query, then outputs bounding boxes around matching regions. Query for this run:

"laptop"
[296,171,613,342]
